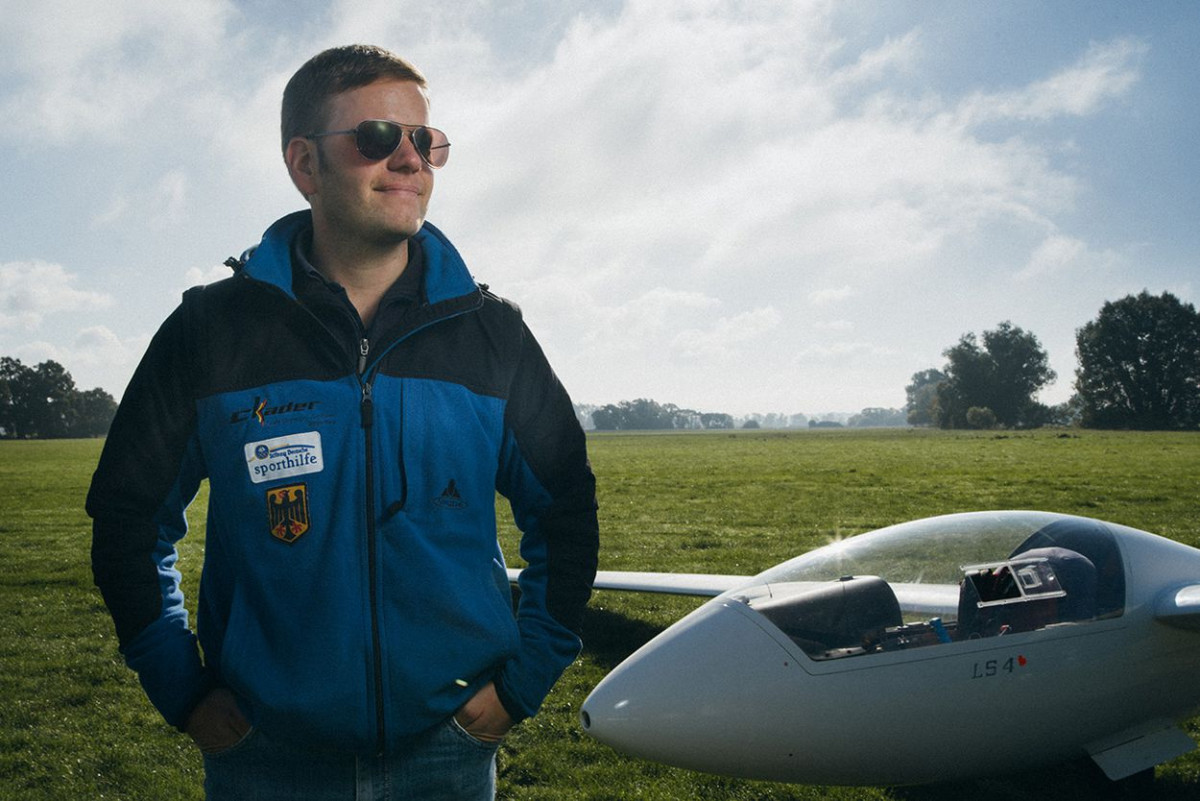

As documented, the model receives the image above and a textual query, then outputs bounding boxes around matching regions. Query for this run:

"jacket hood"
[238,210,481,306]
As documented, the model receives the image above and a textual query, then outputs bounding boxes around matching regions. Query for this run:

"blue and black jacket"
[87,210,599,754]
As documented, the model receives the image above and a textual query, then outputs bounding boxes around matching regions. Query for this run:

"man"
[88,44,599,799]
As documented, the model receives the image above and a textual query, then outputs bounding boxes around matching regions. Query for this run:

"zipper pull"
[358,338,370,375]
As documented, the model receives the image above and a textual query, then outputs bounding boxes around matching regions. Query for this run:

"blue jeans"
[203,718,499,800]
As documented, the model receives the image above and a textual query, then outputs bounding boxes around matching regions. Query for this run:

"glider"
[514,511,1200,786]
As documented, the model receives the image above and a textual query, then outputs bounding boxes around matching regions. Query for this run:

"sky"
[2,1,1198,417]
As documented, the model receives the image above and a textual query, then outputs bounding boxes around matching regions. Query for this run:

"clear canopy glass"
[730,511,1126,660]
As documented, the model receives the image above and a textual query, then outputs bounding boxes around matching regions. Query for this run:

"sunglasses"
[306,120,451,168]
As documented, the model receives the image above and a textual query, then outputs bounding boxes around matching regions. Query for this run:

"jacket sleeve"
[87,292,213,730]
[493,322,599,722]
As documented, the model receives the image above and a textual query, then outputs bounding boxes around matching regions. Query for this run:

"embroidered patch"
[244,431,323,484]
[266,483,310,544]
[228,396,321,425]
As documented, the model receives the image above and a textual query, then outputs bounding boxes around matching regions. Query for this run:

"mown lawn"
[2,429,1199,800]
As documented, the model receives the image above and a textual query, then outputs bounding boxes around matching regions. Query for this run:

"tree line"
[6,291,1195,438]
[587,290,1198,433]
[0,357,117,439]
[906,291,1200,430]
[589,399,738,431]
[583,401,907,431]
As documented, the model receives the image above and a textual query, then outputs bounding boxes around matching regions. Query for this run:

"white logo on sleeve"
[245,431,324,484]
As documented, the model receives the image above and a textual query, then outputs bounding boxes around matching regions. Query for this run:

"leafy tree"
[72,387,120,438]
[591,399,742,431]
[0,357,28,437]
[0,356,48,438]
[0,357,116,438]
[1046,395,1083,428]
[573,403,599,430]
[589,404,619,431]
[966,407,997,430]
[699,412,734,429]
[1075,291,1200,430]
[623,398,675,430]
[27,359,77,438]
[905,369,946,426]
[591,399,683,430]
[936,322,1056,429]
[849,407,907,427]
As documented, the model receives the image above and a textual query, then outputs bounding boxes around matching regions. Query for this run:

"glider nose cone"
[580,597,801,777]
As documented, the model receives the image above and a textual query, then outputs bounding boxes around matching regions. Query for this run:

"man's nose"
[387,131,424,170]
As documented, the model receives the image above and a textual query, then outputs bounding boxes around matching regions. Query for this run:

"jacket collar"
[239,209,480,307]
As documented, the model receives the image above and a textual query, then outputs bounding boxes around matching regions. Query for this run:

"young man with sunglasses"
[88,45,599,800]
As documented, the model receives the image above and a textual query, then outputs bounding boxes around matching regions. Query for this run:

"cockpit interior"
[741,514,1127,661]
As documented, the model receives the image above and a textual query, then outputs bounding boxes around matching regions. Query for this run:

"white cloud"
[584,287,721,352]
[70,325,148,374]
[1017,234,1086,280]
[434,8,1143,307]
[0,2,1174,413]
[795,340,897,362]
[184,263,236,288]
[0,261,111,328]
[90,195,130,230]
[12,326,149,396]
[957,37,1145,126]
[672,306,782,360]
[153,170,190,227]
[414,5,1156,412]
[808,286,855,305]
[831,28,924,89]
[1015,233,1124,281]
[0,1,240,144]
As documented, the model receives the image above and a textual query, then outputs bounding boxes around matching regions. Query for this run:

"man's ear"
[285,137,319,198]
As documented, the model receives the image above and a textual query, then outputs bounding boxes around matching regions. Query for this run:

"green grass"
[3,430,1200,800]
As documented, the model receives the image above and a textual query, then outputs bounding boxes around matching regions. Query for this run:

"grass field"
[2,429,1200,800]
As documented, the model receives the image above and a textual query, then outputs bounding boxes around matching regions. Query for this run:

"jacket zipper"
[359,337,387,754]
[240,266,483,751]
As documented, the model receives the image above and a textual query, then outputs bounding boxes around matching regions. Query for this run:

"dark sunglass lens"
[412,127,433,160]
[356,121,403,160]
[417,127,449,168]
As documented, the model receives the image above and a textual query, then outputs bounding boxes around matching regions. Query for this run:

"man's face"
[302,79,435,249]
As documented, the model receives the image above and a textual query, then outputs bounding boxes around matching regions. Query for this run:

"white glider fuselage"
[575,512,1200,785]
